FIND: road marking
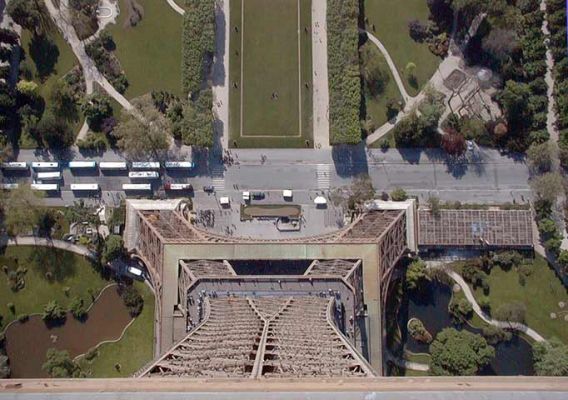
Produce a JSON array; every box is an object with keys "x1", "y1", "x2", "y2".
[
  {"x1": 211, "y1": 166, "x2": 225, "y2": 191},
  {"x1": 316, "y1": 163, "x2": 330, "y2": 189}
]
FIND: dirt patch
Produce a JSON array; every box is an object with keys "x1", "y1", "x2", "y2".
[
  {"x1": 122, "y1": 0, "x2": 145, "y2": 28},
  {"x1": 241, "y1": 204, "x2": 302, "y2": 221},
  {"x1": 4, "y1": 285, "x2": 133, "y2": 378}
]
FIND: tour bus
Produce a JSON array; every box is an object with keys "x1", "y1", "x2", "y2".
[
  {"x1": 122, "y1": 183, "x2": 152, "y2": 191},
  {"x1": 99, "y1": 161, "x2": 128, "y2": 170},
  {"x1": 129, "y1": 171, "x2": 160, "y2": 179},
  {"x1": 71, "y1": 183, "x2": 99, "y2": 191},
  {"x1": 31, "y1": 162, "x2": 59, "y2": 170},
  {"x1": 164, "y1": 183, "x2": 193, "y2": 191},
  {"x1": 69, "y1": 161, "x2": 97, "y2": 169},
  {"x1": 36, "y1": 171, "x2": 62, "y2": 181},
  {"x1": 31, "y1": 183, "x2": 59, "y2": 191},
  {"x1": 131, "y1": 161, "x2": 160, "y2": 170},
  {"x1": 164, "y1": 161, "x2": 195, "y2": 169},
  {"x1": 0, "y1": 183, "x2": 19, "y2": 190},
  {"x1": 1, "y1": 162, "x2": 28, "y2": 170}
]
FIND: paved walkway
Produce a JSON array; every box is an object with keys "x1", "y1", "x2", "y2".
[
  {"x1": 427, "y1": 262, "x2": 546, "y2": 342},
  {"x1": 311, "y1": 0, "x2": 330, "y2": 149},
  {"x1": 166, "y1": 0, "x2": 185, "y2": 15},
  {"x1": 3, "y1": 236, "x2": 97, "y2": 260},
  {"x1": 385, "y1": 350, "x2": 429, "y2": 372}
]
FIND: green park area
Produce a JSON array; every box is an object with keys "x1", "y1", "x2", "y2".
[
  {"x1": 364, "y1": 0, "x2": 440, "y2": 96},
  {"x1": 454, "y1": 255, "x2": 568, "y2": 344},
  {"x1": 0, "y1": 246, "x2": 106, "y2": 328},
  {"x1": 229, "y1": 0, "x2": 313, "y2": 148},
  {"x1": 19, "y1": 30, "x2": 82, "y2": 147},
  {"x1": 109, "y1": 0, "x2": 183, "y2": 99},
  {"x1": 360, "y1": 41, "x2": 403, "y2": 132},
  {"x1": 78, "y1": 281, "x2": 155, "y2": 377}
]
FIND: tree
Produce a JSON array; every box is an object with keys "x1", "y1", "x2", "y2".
[
  {"x1": 360, "y1": 44, "x2": 389, "y2": 96},
  {"x1": 408, "y1": 19, "x2": 431, "y2": 42},
  {"x1": 557, "y1": 250, "x2": 568, "y2": 272},
  {"x1": 405, "y1": 62, "x2": 417, "y2": 87},
  {"x1": 112, "y1": 99, "x2": 170, "y2": 160},
  {"x1": 533, "y1": 338, "x2": 568, "y2": 376},
  {"x1": 498, "y1": 80, "x2": 531, "y2": 130},
  {"x1": 393, "y1": 112, "x2": 435, "y2": 147},
  {"x1": 494, "y1": 302, "x2": 526, "y2": 324},
  {"x1": 482, "y1": 325, "x2": 512, "y2": 345},
  {"x1": 35, "y1": 111, "x2": 74, "y2": 149},
  {"x1": 50, "y1": 80, "x2": 79, "y2": 121},
  {"x1": 69, "y1": 297, "x2": 87, "y2": 320},
  {"x1": 7, "y1": 0, "x2": 50, "y2": 34},
  {"x1": 527, "y1": 142, "x2": 556, "y2": 173},
  {"x1": 530, "y1": 172, "x2": 564, "y2": 203},
  {"x1": 482, "y1": 28, "x2": 519, "y2": 62},
  {"x1": 347, "y1": 174, "x2": 375, "y2": 210},
  {"x1": 16, "y1": 80, "x2": 39, "y2": 98},
  {"x1": 441, "y1": 128, "x2": 466, "y2": 157},
  {"x1": 430, "y1": 328, "x2": 495, "y2": 376},
  {"x1": 42, "y1": 300, "x2": 66, "y2": 322},
  {"x1": 390, "y1": 187, "x2": 408, "y2": 201},
  {"x1": 405, "y1": 259, "x2": 430, "y2": 291},
  {"x1": 81, "y1": 93, "x2": 112, "y2": 131},
  {"x1": 120, "y1": 285, "x2": 144, "y2": 317},
  {"x1": 42, "y1": 348, "x2": 83, "y2": 378},
  {"x1": 428, "y1": 195, "x2": 441, "y2": 217},
  {"x1": 102, "y1": 234, "x2": 124, "y2": 265},
  {"x1": 175, "y1": 89, "x2": 214, "y2": 148},
  {"x1": 449, "y1": 297, "x2": 473, "y2": 321},
  {"x1": 3, "y1": 184, "x2": 43, "y2": 236}
]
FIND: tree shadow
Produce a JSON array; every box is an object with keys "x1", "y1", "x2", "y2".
[
  {"x1": 331, "y1": 143, "x2": 369, "y2": 178},
  {"x1": 28, "y1": 246, "x2": 77, "y2": 283},
  {"x1": 28, "y1": 34, "x2": 60, "y2": 81},
  {"x1": 211, "y1": 0, "x2": 226, "y2": 87}
]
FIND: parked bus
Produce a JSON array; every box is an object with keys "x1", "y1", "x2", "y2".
[
  {"x1": 131, "y1": 161, "x2": 160, "y2": 170},
  {"x1": 164, "y1": 161, "x2": 195, "y2": 169},
  {"x1": 31, "y1": 183, "x2": 59, "y2": 191},
  {"x1": 164, "y1": 183, "x2": 193, "y2": 191},
  {"x1": 31, "y1": 162, "x2": 59, "y2": 170},
  {"x1": 122, "y1": 183, "x2": 152, "y2": 191},
  {"x1": 36, "y1": 171, "x2": 62, "y2": 181},
  {"x1": 69, "y1": 161, "x2": 96, "y2": 169},
  {"x1": 1, "y1": 162, "x2": 28, "y2": 170},
  {"x1": 99, "y1": 161, "x2": 127, "y2": 170},
  {"x1": 71, "y1": 183, "x2": 99, "y2": 191},
  {"x1": 0, "y1": 183, "x2": 19, "y2": 190},
  {"x1": 129, "y1": 171, "x2": 160, "y2": 179}
]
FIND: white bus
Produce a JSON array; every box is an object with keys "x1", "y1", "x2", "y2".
[
  {"x1": 131, "y1": 161, "x2": 160, "y2": 170},
  {"x1": 164, "y1": 161, "x2": 195, "y2": 169},
  {"x1": 164, "y1": 183, "x2": 193, "y2": 191},
  {"x1": 122, "y1": 183, "x2": 152, "y2": 191},
  {"x1": 69, "y1": 161, "x2": 96, "y2": 169},
  {"x1": 1, "y1": 162, "x2": 28, "y2": 170},
  {"x1": 31, "y1": 162, "x2": 59, "y2": 170},
  {"x1": 99, "y1": 161, "x2": 127, "y2": 170},
  {"x1": 129, "y1": 171, "x2": 160, "y2": 179},
  {"x1": 36, "y1": 171, "x2": 62, "y2": 181},
  {"x1": 31, "y1": 183, "x2": 59, "y2": 191},
  {"x1": 0, "y1": 183, "x2": 19, "y2": 190},
  {"x1": 71, "y1": 183, "x2": 99, "y2": 191}
]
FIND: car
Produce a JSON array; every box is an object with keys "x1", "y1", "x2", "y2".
[
  {"x1": 127, "y1": 266, "x2": 144, "y2": 278},
  {"x1": 283, "y1": 189, "x2": 293, "y2": 199},
  {"x1": 203, "y1": 185, "x2": 215, "y2": 192},
  {"x1": 242, "y1": 191, "x2": 250, "y2": 201}
]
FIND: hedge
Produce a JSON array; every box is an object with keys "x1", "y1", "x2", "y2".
[
  {"x1": 181, "y1": 0, "x2": 215, "y2": 96},
  {"x1": 327, "y1": 0, "x2": 361, "y2": 145}
]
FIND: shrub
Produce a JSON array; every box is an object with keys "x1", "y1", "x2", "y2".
[
  {"x1": 449, "y1": 297, "x2": 473, "y2": 322},
  {"x1": 120, "y1": 285, "x2": 144, "y2": 317},
  {"x1": 69, "y1": 297, "x2": 87, "y2": 320},
  {"x1": 405, "y1": 259, "x2": 430, "y2": 291},
  {"x1": 17, "y1": 314, "x2": 29, "y2": 322},
  {"x1": 482, "y1": 325, "x2": 512, "y2": 345},
  {"x1": 42, "y1": 348, "x2": 83, "y2": 378},
  {"x1": 42, "y1": 300, "x2": 66, "y2": 322},
  {"x1": 390, "y1": 187, "x2": 408, "y2": 201},
  {"x1": 494, "y1": 302, "x2": 526, "y2": 324},
  {"x1": 408, "y1": 318, "x2": 433, "y2": 343},
  {"x1": 81, "y1": 93, "x2": 112, "y2": 131},
  {"x1": 478, "y1": 296, "x2": 491, "y2": 313},
  {"x1": 327, "y1": 0, "x2": 361, "y2": 144}
]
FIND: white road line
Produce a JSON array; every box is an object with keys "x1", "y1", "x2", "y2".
[{"x1": 316, "y1": 163, "x2": 330, "y2": 189}]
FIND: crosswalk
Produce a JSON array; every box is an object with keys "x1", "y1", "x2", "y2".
[
  {"x1": 211, "y1": 166, "x2": 225, "y2": 191},
  {"x1": 316, "y1": 164, "x2": 331, "y2": 190}
]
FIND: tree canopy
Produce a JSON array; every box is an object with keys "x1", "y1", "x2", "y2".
[
  {"x1": 102, "y1": 234, "x2": 124, "y2": 265},
  {"x1": 2, "y1": 184, "x2": 43, "y2": 236},
  {"x1": 533, "y1": 338, "x2": 568, "y2": 376},
  {"x1": 430, "y1": 328, "x2": 495, "y2": 375},
  {"x1": 405, "y1": 259, "x2": 430, "y2": 291},
  {"x1": 42, "y1": 348, "x2": 83, "y2": 378}
]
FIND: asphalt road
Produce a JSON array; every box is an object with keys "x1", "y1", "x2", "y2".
[{"x1": 3, "y1": 147, "x2": 531, "y2": 207}]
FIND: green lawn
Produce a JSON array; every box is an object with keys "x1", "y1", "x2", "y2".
[
  {"x1": 78, "y1": 282, "x2": 155, "y2": 377},
  {"x1": 0, "y1": 246, "x2": 107, "y2": 329},
  {"x1": 459, "y1": 255, "x2": 568, "y2": 344},
  {"x1": 364, "y1": 0, "x2": 441, "y2": 96},
  {"x1": 361, "y1": 41, "x2": 403, "y2": 130},
  {"x1": 229, "y1": 0, "x2": 313, "y2": 148},
  {"x1": 19, "y1": 30, "x2": 82, "y2": 148},
  {"x1": 108, "y1": 0, "x2": 183, "y2": 99}
]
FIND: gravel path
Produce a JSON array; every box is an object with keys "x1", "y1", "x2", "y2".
[{"x1": 3, "y1": 236, "x2": 97, "y2": 260}]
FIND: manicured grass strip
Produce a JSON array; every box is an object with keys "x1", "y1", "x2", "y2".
[
  {"x1": 109, "y1": 0, "x2": 183, "y2": 98},
  {"x1": 0, "y1": 246, "x2": 107, "y2": 329},
  {"x1": 364, "y1": 0, "x2": 441, "y2": 97},
  {"x1": 78, "y1": 282, "x2": 155, "y2": 377}
]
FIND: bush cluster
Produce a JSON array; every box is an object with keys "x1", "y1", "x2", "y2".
[
  {"x1": 85, "y1": 31, "x2": 129, "y2": 94},
  {"x1": 327, "y1": 0, "x2": 361, "y2": 144},
  {"x1": 181, "y1": 0, "x2": 215, "y2": 96}
]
